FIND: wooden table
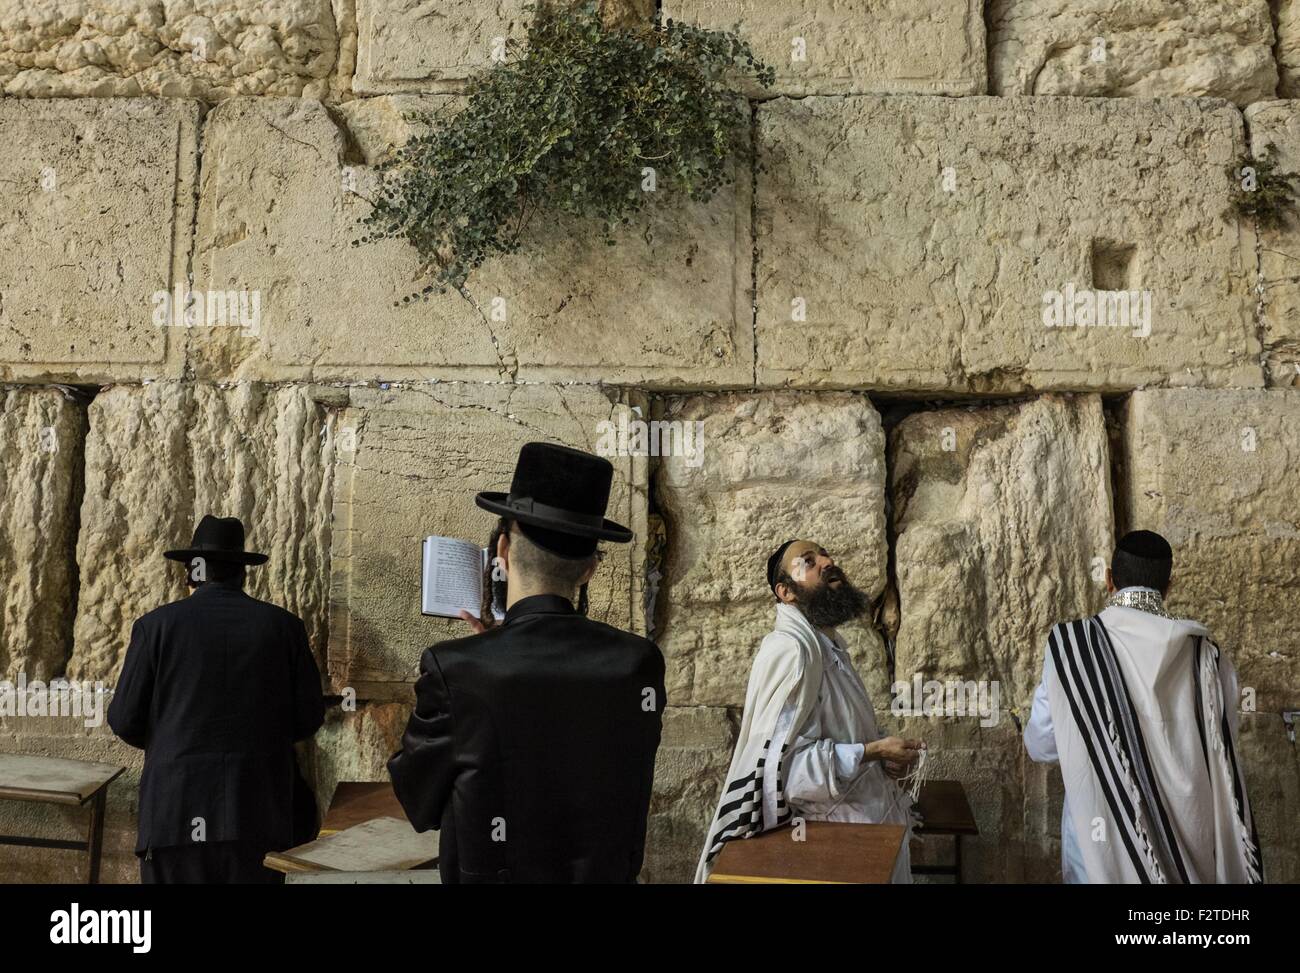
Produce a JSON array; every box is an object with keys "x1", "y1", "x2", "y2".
[
  {"x1": 0, "y1": 753, "x2": 125, "y2": 884},
  {"x1": 320, "y1": 781, "x2": 405, "y2": 834},
  {"x1": 707, "y1": 821, "x2": 906, "y2": 884},
  {"x1": 264, "y1": 780, "x2": 438, "y2": 876},
  {"x1": 912, "y1": 779, "x2": 979, "y2": 883}
]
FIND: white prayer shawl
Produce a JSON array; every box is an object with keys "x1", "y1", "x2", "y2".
[
  {"x1": 1045, "y1": 607, "x2": 1262, "y2": 884},
  {"x1": 694, "y1": 603, "x2": 912, "y2": 883}
]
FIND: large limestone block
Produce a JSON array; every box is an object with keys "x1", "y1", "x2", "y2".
[
  {"x1": 354, "y1": 0, "x2": 653, "y2": 94},
  {"x1": 988, "y1": 0, "x2": 1277, "y2": 105},
  {"x1": 70, "y1": 382, "x2": 336, "y2": 681},
  {"x1": 0, "y1": 98, "x2": 198, "y2": 384},
  {"x1": 192, "y1": 97, "x2": 751, "y2": 387},
  {"x1": 0, "y1": 0, "x2": 338, "y2": 99},
  {"x1": 755, "y1": 96, "x2": 1261, "y2": 393},
  {"x1": 642, "y1": 704, "x2": 734, "y2": 883},
  {"x1": 1121, "y1": 389, "x2": 1300, "y2": 712},
  {"x1": 891, "y1": 395, "x2": 1114, "y2": 712},
  {"x1": 1244, "y1": 101, "x2": 1300, "y2": 387},
  {"x1": 1271, "y1": 0, "x2": 1300, "y2": 98},
  {"x1": 655, "y1": 392, "x2": 890, "y2": 708},
  {"x1": 1274, "y1": 1, "x2": 1300, "y2": 97},
  {"x1": 328, "y1": 383, "x2": 648, "y2": 697},
  {"x1": 354, "y1": 0, "x2": 528, "y2": 94},
  {"x1": 660, "y1": 0, "x2": 985, "y2": 97},
  {"x1": 0, "y1": 388, "x2": 85, "y2": 681}
]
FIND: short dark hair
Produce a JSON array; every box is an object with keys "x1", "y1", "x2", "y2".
[
  {"x1": 1111, "y1": 530, "x2": 1172, "y2": 593},
  {"x1": 508, "y1": 522, "x2": 598, "y2": 593}
]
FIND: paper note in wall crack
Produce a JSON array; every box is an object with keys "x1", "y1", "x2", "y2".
[{"x1": 421, "y1": 536, "x2": 498, "y2": 620}]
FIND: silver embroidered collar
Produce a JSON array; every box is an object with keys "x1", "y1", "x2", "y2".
[{"x1": 1107, "y1": 587, "x2": 1173, "y2": 619}]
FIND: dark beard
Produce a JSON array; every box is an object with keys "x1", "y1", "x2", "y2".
[{"x1": 791, "y1": 568, "x2": 870, "y2": 628}]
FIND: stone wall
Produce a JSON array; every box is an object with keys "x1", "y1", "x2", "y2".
[{"x1": 1, "y1": 1, "x2": 1297, "y2": 885}]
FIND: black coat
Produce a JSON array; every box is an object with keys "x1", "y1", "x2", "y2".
[
  {"x1": 388, "y1": 594, "x2": 666, "y2": 883},
  {"x1": 107, "y1": 580, "x2": 326, "y2": 854}
]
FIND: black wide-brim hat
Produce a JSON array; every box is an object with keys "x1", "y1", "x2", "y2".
[
  {"x1": 164, "y1": 514, "x2": 268, "y2": 566},
  {"x1": 476, "y1": 442, "x2": 633, "y2": 556}
]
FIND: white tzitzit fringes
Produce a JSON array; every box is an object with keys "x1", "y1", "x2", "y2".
[
  {"x1": 897, "y1": 746, "x2": 930, "y2": 803},
  {"x1": 1107, "y1": 719, "x2": 1166, "y2": 884},
  {"x1": 1201, "y1": 644, "x2": 1262, "y2": 882}
]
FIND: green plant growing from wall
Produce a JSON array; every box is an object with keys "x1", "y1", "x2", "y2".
[
  {"x1": 356, "y1": 2, "x2": 774, "y2": 299},
  {"x1": 1227, "y1": 150, "x2": 1300, "y2": 230}
]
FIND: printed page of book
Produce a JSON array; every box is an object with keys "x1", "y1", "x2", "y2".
[{"x1": 421, "y1": 535, "x2": 486, "y2": 619}]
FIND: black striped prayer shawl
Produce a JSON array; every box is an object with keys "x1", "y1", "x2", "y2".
[
  {"x1": 1046, "y1": 615, "x2": 1262, "y2": 884},
  {"x1": 693, "y1": 603, "x2": 825, "y2": 883}
]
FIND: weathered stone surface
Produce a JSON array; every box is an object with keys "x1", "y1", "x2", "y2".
[
  {"x1": 988, "y1": 0, "x2": 1277, "y2": 105},
  {"x1": 756, "y1": 96, "x2": 1261, "y2": 393},
  {"x1": 308, "y1": 701, "x2": 408, "y2": 808},
  {"x1": 1245, "y1": 101, "x2": 1300, "y2": 387},
  {"x1": 0, "y1": 387, "x2": 85, "y2": 682},
  {"x1": 1121, "y1": 389, "x2": 1300, "y2": 712},
  {"x1": 655, "y1": 392, "x2": 890, "y2": 708},
  {"x1": 0, "y1": 0, "x2": 338, "y2": 99},
  {"x1": 661, "y1": 0, "x2": 985, "y2": 97},
  {"x1": 353, "y1": 0, "x2": 528, "y2": 94},
  {"x1": 328, "y1": 383, "x2": 647, "y2": 697},
  {"x1": 354, "y1": 0, "x2": 652, "y2": 94},
  {"x1": 642, "y1": 704, "x2": 734, "y2": 883},
  {"x1": 891, "y1": 395, "x2": 1114, "y2": 712},
  {"x1": 1236, "y1": 713, "x2": 1300, "y2": 883},
  {"x1": 1272, "y1": 0, "x2": 1300, "y2": 98},
  {"x1": 193, "y1": 96, "x2": 752, "y2": 387},
  {"x1": 0, "y1": 98, "x2": 198, "y2": 384},
  {"x1": 0, "y1": 716, "x2": 142, "y2": 883},
  {"x1": 70, "y1": 383, "x2": 336, "y2": 681}
]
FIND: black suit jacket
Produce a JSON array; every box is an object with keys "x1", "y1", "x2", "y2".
[
  {"x1": 388, "y1": 595, "x2": 666, "y2": 883},
  {"x1": 107, "y1": 581, "x2": 326, "y2": 853}
]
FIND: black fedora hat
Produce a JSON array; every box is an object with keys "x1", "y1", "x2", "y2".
[
  {"x1": 476, "y1": 442, "x2": 632, "y2": 557},
  {"x1": 164, "y1": 515, "x2": 268, "y2": 566}
]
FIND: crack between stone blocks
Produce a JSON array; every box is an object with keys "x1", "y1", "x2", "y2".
[
  {"x1": 749, "y1": 99, "x2": 759, "y2": 389},
  {"x1": 983, "y1": 0, "x2": 997, "y2": 96},
  {"x1": 404, "y1": 384, "x2": 552, "y2": 440},
  {"x1": 178, "y1": 105, "x2": 208, "y2": 383},
  {"x1": 869, "y1": 392, "x2": 902, "y2": 693},
  {"x1": 1241, "y1": 106, "x2": 1270, "y2": 381},
  {"x1": 456, "y1": 285, "x2": 516, "y2": 381}
]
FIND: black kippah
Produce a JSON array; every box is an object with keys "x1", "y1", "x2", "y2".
[
  {"x1": 767, "y1": 539, "x2": 798, "y2": 593},
  {"x1": 1116, "y1": 529, "x2": 1172, "y2": 561}
]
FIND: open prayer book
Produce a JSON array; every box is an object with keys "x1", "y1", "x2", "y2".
[{"x1": 421, "y1": 535, "x2": 503, "y2": 621}]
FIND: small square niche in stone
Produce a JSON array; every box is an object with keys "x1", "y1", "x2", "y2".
[{"x1": 1090, "y1": 240, "x2": 1139, "y2": 291}]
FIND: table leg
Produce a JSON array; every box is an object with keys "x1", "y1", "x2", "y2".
[
  {"x1": 954, "y1": 835, "x2": 963, "y2": 885},
  {"x1": 86, "y1": 789, "x2": 106, "y2": 885}
]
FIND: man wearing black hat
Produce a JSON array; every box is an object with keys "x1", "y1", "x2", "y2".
[
  {"x1": 1024, "y1": 530, "x2": 1262, "y2": 883},
  {"x1": 388, "y1": 443, "x2": 665, "y2": 883},
  {"x1": 107, "y1": 515, "x2": 326, "y2": 883}
]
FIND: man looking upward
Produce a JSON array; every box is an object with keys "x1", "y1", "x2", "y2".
[{"x1": 696, "y1": 539, "x2": 923, "y2": 883}]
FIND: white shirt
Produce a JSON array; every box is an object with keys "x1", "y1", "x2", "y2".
[
  {"x1": 784, "y1": 629, "x2": 913, "y2": 883},
  {"x1": 1025, "y1": 653, "x2": 1088, "y2": 883}
]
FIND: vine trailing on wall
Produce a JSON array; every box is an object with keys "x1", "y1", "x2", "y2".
[
  {"x1": 355, "y1": 1, "x2": 774, "y2": 300},
  {"x1": 1227, "y1": 150, "x2": 1300, "y2": 229}
]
